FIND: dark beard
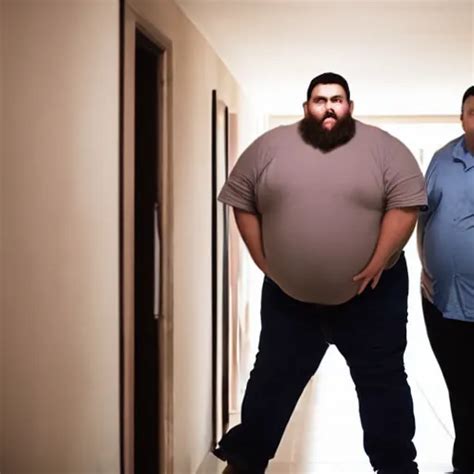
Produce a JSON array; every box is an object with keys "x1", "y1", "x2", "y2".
[{"x1": 298, "y1": 114, "x2": 356, "y2": 152}]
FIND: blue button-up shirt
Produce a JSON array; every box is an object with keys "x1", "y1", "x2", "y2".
[{"x1": 419, "y1": 136, "x2": 474, "y2": 322}]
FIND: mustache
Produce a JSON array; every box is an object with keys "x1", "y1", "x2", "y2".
[{"x1": 323, "y1": 111, "x2": 337, "y2": 120}]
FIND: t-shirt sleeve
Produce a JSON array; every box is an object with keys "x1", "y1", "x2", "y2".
[
  {"x1": 383, "y1": 136, "x2": 428, "y2": 211},
  {"x1": 217, "y1": 136, "x2": 264, "y2": 214}
]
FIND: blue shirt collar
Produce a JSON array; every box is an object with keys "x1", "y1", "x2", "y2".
[{"x1": 453, "y1": 136, "x2": 474, "y2": 171}]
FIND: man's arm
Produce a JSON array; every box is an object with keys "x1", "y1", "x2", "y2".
[
  {"x1": 353, "y1": 207, "x2": 419, "y2": 294},
  {"x1": 233, "y1": 208, "x2": 268, "y2": 275},
  {"x1": 417, "y1": 209, "x2": 434, "y2": 302}
]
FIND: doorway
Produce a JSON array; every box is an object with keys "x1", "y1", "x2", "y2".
[
  {"x1": 133, "y1": 29, "x2": 162, "y2": 474},
  {"x1": 121, "y1": 7, "x2": 173, "y2": 472}
]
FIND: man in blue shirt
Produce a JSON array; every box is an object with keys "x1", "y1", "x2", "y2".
[{"x1": 418, "y1": 85, "x2": 474, "y2": 474}]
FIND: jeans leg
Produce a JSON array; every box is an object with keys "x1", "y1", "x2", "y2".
[
  {"x1": 332, "y1": 256, "x2": 417, "y2": 473},
  {"x1": 217, "y1": 277, "x2": 329, "y2": 470},
  {"x1": 423, "y1": 297, "x2": 474, "y2": 472}
]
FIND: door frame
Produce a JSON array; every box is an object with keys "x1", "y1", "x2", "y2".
[
  {"x1": 211, "y1": 90, "x2": 231, "y2": 445},
  {"x1": 121, "y1": 4, "x2": 174, "y2": 472}
]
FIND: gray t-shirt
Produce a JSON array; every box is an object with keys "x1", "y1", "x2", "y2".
[{"x1": 218, "y1": 120, "x2": 427, "y2": 304}]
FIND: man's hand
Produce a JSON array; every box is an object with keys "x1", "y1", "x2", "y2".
[
  {"x1": 353, "y1": 257, "x2": 388, "y2": 295},
  {"x1": 353, "y1": 207, "x2": 419, "y2": 295}
]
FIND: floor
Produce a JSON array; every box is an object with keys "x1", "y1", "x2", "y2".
[
  {"x1": 197, "y1": 238, "x2": 456, "y2": 473},
  {"x1": 197, "y1": 346, "x2": 454, "y2": 473}
]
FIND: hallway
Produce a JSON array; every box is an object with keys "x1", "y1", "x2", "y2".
[
  {"x1": 198, "y1": 345, "x2": 453, "y2": 473},
  {"x1": 2, "y1": 1, "x2": 473, "y2": 472}
]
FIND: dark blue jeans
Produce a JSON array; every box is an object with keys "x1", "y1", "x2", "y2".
[
  {"x1": 216, "y1": 254, "x2": 417, "y2": 473},
  {"x1": 422, "y1": 297, "x2": 474, "y2": 473}
]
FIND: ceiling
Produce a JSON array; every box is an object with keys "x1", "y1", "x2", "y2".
[{"x1": 176, "y1": 0, "x2": 474, "y2": 116}]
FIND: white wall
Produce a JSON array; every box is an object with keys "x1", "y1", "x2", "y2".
[
  {"x1": 178, "y1": 0, "x2": 473, "y2": 117},
  {"x1": 0, "y1": 1, "x2": 120, "y2": 472}
]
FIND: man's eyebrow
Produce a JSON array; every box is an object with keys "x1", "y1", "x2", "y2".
[{"x1": 312, "y1": 94, "x2": 344, "y2": 101}]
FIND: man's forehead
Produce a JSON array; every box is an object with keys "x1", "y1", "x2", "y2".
[
  {"x1": 464, "y1": 96, "x2": 474, "y2": 108},
  {"x1": 310, "y1": 83, "x2": 347, "y2": 98}
]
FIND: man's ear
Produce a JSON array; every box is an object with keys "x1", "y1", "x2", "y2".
[
  {"x1": 350, "y1": 100, "x2": 354, "y2": 114},
  {"x1": 303, "y1": 101, "x2": 308, "y2": 116}
]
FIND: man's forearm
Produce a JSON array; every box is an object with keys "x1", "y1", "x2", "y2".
[
  {"x1": 233, "y1": 208, "x2": 268, "y2": 274},
  {"x1": 370, "y1": 208, "x2": 419, "y2": 267},
  {"x1": 417, "y1": 213, "x2": 434, "y2": 301}
]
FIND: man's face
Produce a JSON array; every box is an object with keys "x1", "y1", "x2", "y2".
[
  {"x1": 304, "y1": 83, "x2": 353, "y2": 130},
  {"x1": 461, "y1": 95, "x2": 474, "y2": 138}
]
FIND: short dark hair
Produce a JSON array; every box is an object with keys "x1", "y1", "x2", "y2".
[
  {"x1": 306, "y1": 72, "x2": 351, "y2": 102},
  {"x1": 462, "y1": 86, "x2": 474, "y2": 112}
]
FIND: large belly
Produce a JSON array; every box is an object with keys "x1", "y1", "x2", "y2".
[
  {"x1": 424, "y1": 215, "x2": 474, "y2": 279},
  {"x1": 263, "y1": 212, "x2": 380, "y2": 304}
]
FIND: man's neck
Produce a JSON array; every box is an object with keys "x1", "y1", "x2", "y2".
[{"x1": 465, "y1": 135, "x2": 474, "y2": 155}]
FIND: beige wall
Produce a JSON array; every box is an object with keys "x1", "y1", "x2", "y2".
[
  {"x1": 0, "y1": 0, "x2": 261, "y2": 472},
  {"x1": 127, "y1": 1, "x2": 261, "y2": 472},
  {"x1": 0, "y1": 1, "x2": 120, "y2": 472}
]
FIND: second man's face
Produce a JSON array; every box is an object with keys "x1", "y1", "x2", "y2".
[
  {"x1": 305, "y1": 84, "x2": 353, "y2": 130},
  {"x1": 462, "y1": 96, "x2": 474, "y2": 138}
]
